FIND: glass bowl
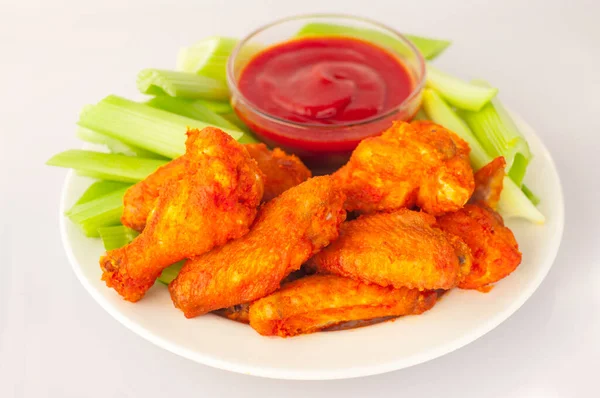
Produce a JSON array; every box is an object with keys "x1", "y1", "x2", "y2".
[{"x1": 227, "y1": 14, "x2": 426, "y2": 169}]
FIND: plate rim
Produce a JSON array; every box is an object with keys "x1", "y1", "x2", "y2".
[{"x1": 59, "y1": 115, "x2": 565, "y2": 380}]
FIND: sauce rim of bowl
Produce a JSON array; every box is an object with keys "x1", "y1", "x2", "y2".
[{"x1": 226, "y1": 13, "x2": 426, "y2": 131}]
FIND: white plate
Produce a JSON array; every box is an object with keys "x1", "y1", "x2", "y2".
[{"x1": 60, "y1": 112, "x2": 564, "y2": 380}]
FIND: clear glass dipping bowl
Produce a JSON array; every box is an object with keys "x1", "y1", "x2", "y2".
[{"x1": 227, "y1": 14, "x2": 426, "y2": 170}]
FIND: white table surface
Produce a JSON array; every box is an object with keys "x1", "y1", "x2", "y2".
[{"x1": 2, "y1": 0, "x2": 599, "y2": 396}]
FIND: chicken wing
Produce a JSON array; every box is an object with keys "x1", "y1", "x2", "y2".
[
  {"x1": 436, "y1": 203, "x2": 522, "y2": 290},
  {"x1": 469, "y1": 156, "x2": 506, "y2": 209},
  {"x1": 100, "y1": 127, "x2": 264, "y2": 302},
  {"x1": 169, "y1": 176, "x2": 347, "y2": 318},
  {"x1": 308, "y1": 209, "x2": 472, "y2": 290},
  {"x1": 248, "y1": 274, "x2": 438, "y2": 337},
  {"x1": 334, "y1": 121, "x2": 474, "y2": 215},
  {"x1": 211, "y1": 269, "x2": 307, "y2": 324},
  {"x1": 244, "y1": 143, "x2": 312, "y2": 202},
  {"x1": 121, "y1": 158, "x2": 187, "y2": 232},
  {"x1": 121, "y1": 143, "x2": 310, "y2": 232}
]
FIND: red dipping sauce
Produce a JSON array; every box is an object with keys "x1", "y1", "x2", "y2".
[{"x1": 231, "y1": 36, "x2": 423, "y2": 168}]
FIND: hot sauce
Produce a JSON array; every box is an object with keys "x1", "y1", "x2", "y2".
[{"x1": 233, "y1": 36, "x2": 420, "y2": 167}]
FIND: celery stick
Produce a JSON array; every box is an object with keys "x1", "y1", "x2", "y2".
[
  {"x1": 522, "y1": 184, "x2": 541, "y2": 206},
  {"x1": 146, "y1": 96, "x2": 256, "y2": 143},
  {"x1": 220, "y1": 112, "x2": 252, "y2": 134},
  {"x1": 78, "y1": 95, "x2": 243, "y2": 158},
  {"x1": 403, "y1": 34, "x2": 451, "y2": 60},
  {"x1": 73, "y1": 181, "x2": 131, "y2": 207},
  {"x1": 76, "y1": 127, "x2": 165, "y2": 159},
  {"x1": 296, "y1": 22, "x2": 451, "y2": 60},
  {"x1": 66, "y1": 187, "x2": 129, "y2": 237},
  {"x1": 422, "y1": 89, "x2": 489, "y2": 169},
  {"x1": 194, "y1": 99, "x2": 233, "y2": 114},
  {"x1": 157, "y1": 262, "x2": 184, "y2": 285},
  {"x1": 426, "y1": 65, "x2": 498, "y2": 111},
  {"x1": 412, "y1": 108, "x2": 429, "y2": 121},
  {"x1": 177, "y1": 37, "x2": 238, "y2": 81},
  {"x1": 146, "y1": 96, "x2": 239, "y2": 131},
  {"x1": 177, "y1": 37, "x2": 262, "y2": 82},
  {"x1": 459, "y1": 80, "x2": 532, "y2": 186},
  {"x1": 498, "y1": 178, "x2": 545, "y2": 224},
  {"x1": 98, "y1": 225, "x2": 139, "y2": 251},
  {"x1": 422, "y1": 88, "x2": 544, "y2": 223},
  {"x1": 145, "y1": 97, "x2": 257, "y2": 143},
  {"x1": 137, "y1": 69, "x2": 229, "y2": 100},
  {"x1": 47, "y1": 150, "x2": 168, "y2": 183}
]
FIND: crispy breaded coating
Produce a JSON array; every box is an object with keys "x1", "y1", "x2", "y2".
[
  {"x1": 121, "y1": 144, "x2": 310, "y2": 231},
  {"x1": 334, "y1": 121, "x2": 474, "y2": 215},
  {"x1": 469, "y1": 156, "x2": 506, "y2": 209},
  {"x1": 436, "y1": 203, "x2": 522, "y2": 290},
  {"x1": 244, "y1": 143, "x2": 311, "y2": 201},
  {"x1": 100, "y1": 127, "x2": 264, "y2": 302},
  {"x1": 308, "y1": 209, "x2": 472, "y2": 290},
  {"x1": 248, "y1": 275, "x2": 438, "y2": 337},
  {"x1": 121, "y1": 158, "x2": 187, "y2": 232},
  {"x1": 169, "y1": 176, "x2": 347, "y2": 318},
  {"x1": 211, "y1": 271, "x2": 306, "y2": 324}
]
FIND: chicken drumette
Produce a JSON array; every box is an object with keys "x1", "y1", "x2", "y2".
[
  {"x1": 334, "y1": 121, "x2": 474, "y2": 216},
  {"x1": 100, "y1": 127, "x2": 264, "y2": 302}
]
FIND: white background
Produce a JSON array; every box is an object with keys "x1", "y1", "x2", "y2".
[{"x1": 1, "y1": 0, "x2": 599, "y2": 396}]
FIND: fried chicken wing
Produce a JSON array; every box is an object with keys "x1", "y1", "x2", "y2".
[
  {"x1": 121, "y1": 143, "x2": 310, "y2": 232},
  {"x1": 212, "y1": 269, "x2": 308, "y2": 324},
  {"x1": 334, "y1": 121, "x2": 474, "y2": 215},
  {"x1": 169, "y1": 176, "x2": 347, "y2": 318},
  {"x1": 436, "y1": 203, "x2": 522, "y2": 290},
  {"x1": 244, "y1": 143, "x2": 312, "y2": 201},
  {"x1": 469, "y1": 156, "x2": 506, "y2": 209},
  {"x1": 100, "y1": 127, "x2": 264, "y2": 302},
  {"x1": 308, "y1": 209, "x2": 472, "y2": 290},
  {"x1": 248, "y1": 275, "x2": 438, "y2": 337},
  {"x1": 121, "y1": 157, "x2": 187, "y2": 232}
]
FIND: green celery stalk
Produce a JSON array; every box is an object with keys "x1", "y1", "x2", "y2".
[
  {"x1": 296, "y1": 22, "x2": 451, "y2": 60},
  {"x1": 403, "y1": 34, "x2": 452, "y2": 60},
  {"x1": 77, "y1": 95, "x2": 244, "y2": 158},
  {"x1": 146, "y1": 96, "x2": 239, "y2": 131},
  {"x1": 496, "y1": 178, "x2": 544, "y2": 223},
  {"x1": 422, "y1": 88, "x2": 544, "y2": 223},
  {"x1": 412, "y1": 108, "x2": 429, "y2": 121},
  {"x1": 98, "y1": 225, "x2": 139, "y2": 251},
  {"x1": 220, "y1": 112, "x2": 252, "y2": 134},
  {"x1": 146, "y1": 96, "x2": 256, "y2": 142},
  {"x1": 47, "y1": 150, "x2": 168, "y2": 183},
  {"x1": 73, "y1": 181, "x2": 131, "y2": 208},
  {"x1": 76, "y1": 127, "x2": 165, "y2": 159},
  {"x1": 522, "y1": 184, "x2": 541, "y2": 206},
  {"x1": 194, "y1": 99, "x2": 233, "y2": 114},
  {"x1": 176, "y1": 37, "x2": 262, "y2": 82},
  {"x1": 66, "y1": 187, "x2": 129, "y2": 237},
  {"x1": 157, "y1": 262, "x2": 185, "y2": 285},
  {"x1": 459, "y1": 80, "x2": 532, "y2": 186},
  {"x1": 137, "y1": 69, "x2": 229, "y2": 100},
  {"x1": 426, "y1": 65, "x2": 498, "y2": 111},
  {"x1": 422, "y1": 89, "x2": 489, "y2": 170},
  {"x1": 177, "y1": 37, "x2": 238, "y2": 81}
]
